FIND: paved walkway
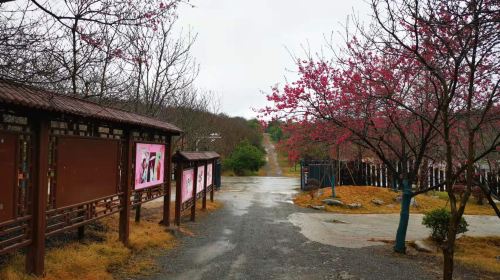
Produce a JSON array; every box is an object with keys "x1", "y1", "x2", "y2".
[{"x1": 289, "y1": 213, "x2": 500, "y2": 248}]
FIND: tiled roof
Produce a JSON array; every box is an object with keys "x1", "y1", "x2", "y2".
[
  {"x1": 0, "y1": 79, "x2": 182, "y2": 134},
  {"x1": 174, "y1": 151, "x2": 220, "y2": 161}
]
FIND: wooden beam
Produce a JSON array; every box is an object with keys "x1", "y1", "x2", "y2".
[
  {"x1": 202, "y1": 161, "x2": 208, "y2": 210},
  {"x1": 25, "y1": 119, "x2": 49, "y2": 276},
  {"x1": 191, "y1": 164, "x2": 198, "y2": 222},
  {"x1": 175, "y1": 161, "x2": 183, "y2": 226},
  {"x1": 119, "y1": 134, "x2": 133, "y2": 246},
  {"x1": 210, "y1": 160, "x2": 215, "y2": 202}
]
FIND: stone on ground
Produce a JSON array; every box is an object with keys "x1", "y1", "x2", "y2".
[
  {"x1": 323, "y1": 198, "x2": 344, "y2": 206},
  {"x1": 347, "y1": 203, "x2": 362, "y2": 209},
  {"x1": 311, "y1": 205, "x2": 326, "y2": 210},
  {"x1": 371, "y1": 198, "x2": 384, "y2": 205}
]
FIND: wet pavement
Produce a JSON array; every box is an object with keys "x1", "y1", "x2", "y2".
[
  {"x1": 141, "y1": 176, "x2": 442, "y2": 280},
  {"x1": 289, "y1": 213, "x2": 500, "y2": 249}
]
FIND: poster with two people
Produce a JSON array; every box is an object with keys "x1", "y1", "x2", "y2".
[{"x1": 135, "y1": 143, "x2": 165, "y2": 190}]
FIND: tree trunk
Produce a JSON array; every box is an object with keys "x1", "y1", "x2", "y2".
[
  {"x1": 442, "y1": 217, "x2": 458, "y2": 280},
  {"x1": 394, "y1": 179, "x2": 411, "y2": 253},
  {"x1": 442, "y1": 244, "x2": 454, "y2": 280}
]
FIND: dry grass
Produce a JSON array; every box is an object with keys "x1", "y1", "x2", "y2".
[
  {"x1": 453, "y1": 236, "x2": 500, "y2": 274},
  {"x1": 0, "y1": 199, "x2": 222, "y2": 280},
  {"x1": 293, "y1": 186, "x2": 499, "y2": 215},
  {"x1": 424, "y1": 236, "x2": 500, "y2": 275},
  {"x1": 0, "y1": 216, "x2": 175, "y2": 280}
]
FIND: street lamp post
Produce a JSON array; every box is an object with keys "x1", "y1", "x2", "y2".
[{"x1": 195, "y1": 133, "x2": 222, "y2": 151}]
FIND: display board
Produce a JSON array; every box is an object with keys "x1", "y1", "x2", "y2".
[
  {"x1": 56, "y1": 137, "x2": 120, "y2": 208},
  {"x1": 181, "y1": 168, "x2": 194, "y2": 203},
  {"x1": 134, "y1": 143, "x2": 165, "y2": 190},
  {"x1": 196, "y1": 165, "x2": 205, "y2": 194},
  {"x1": 206, "y1": 163, "x2": 213, "y2": 187},
  {"x1": 0, "y1": 133, "x2": 17, "y2": 223}
]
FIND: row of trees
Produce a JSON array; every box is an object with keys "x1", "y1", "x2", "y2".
[
  {"x1": 263, "y1": 0, "x2": 499, "y2": 279},
  {"x1": 1, "y1": 0, "x2": 196, "y2": 116},
  {"x1": 0, "y1": 1, "x2": 261, "y2": 160}
]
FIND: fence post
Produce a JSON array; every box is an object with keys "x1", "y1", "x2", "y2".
[
  {"x1": 331, "y1": 175, "x2": 336, "y2": 198},
  {"x1": 300, "y1": 160, "x2": 304, "y2": 190},
  {"x1": 439, "y1": 168, "x2": 444, "y2": 191},
  {"x1": 25, "y1": 119, "x2": 49, "y2": 276},
  {"x1": 376, "y1": 165, "x2": 380, "y2": 187},
  {"x1": 372, "y1": 165, "x2": 376, "y2": 186},
  {"x1": 382, "y1": 164, "x2": 386, "y2": 187}
]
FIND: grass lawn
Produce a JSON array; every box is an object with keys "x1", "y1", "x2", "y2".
[
  {"x1": 0, "y1": 200, "x2": 222, "y2": 280},
  {"x1": 293, "y1": 186, "x2": 499, "y2": 215}
]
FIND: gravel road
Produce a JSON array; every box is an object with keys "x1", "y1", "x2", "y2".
[{"x1": 141, "y1": 176, "x2": 443, "y2": 280}]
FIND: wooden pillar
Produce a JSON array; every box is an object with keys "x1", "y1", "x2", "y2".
[
  {"x1": 26, "y1": 119, "x2": 49, "y2": 276},
  {"x1": 134, "y1": 193, "x2": 141, "y2": 223},
  {"x1": 175, "y1": 161, "x2": 183, "y2": 226},
  {"x1": 210, "y1": 160, "x2": 215, "y2": 202},
  {"x1": 191, "y1": 163, "x2": 198, "y2": 222},
  {"x1": 163, "y1": 136, "x2": 172, "y2": 226},
  {"x1": 119, "y1": 134, "x2": 133, "y2": 246},
  {"x1": 77, "y1": 222, "x2": 85, "y2": 241},
  {"x1": 202, "y1": 161, "x2": 208, "y2": 210},
  {"x1": 77, "y1": 206, "x2": 85, "y2": 241}
]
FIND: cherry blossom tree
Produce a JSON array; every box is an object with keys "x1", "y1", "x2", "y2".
[
  {"x1": 370, "y1": 0, "x2": 499, "y2": 278},
  {"x1": 265, "y1": 1, "x2": 499, "y2": 279}
]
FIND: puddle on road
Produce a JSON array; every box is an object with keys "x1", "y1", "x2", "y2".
[
  {"x1": 218, "y1": 176, "x2": 302, "y2": 216},
  {"x1": 193, "y1": 239, "x2": 236, "y2": 264},
  {"x1": 227, "y1": 254, "x2": 247, "y2": 279},
  {"x1": 170, "y1": 266, "x2": 211, "y2": 280}
]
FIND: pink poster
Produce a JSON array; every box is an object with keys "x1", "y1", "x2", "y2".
[
  {"x1": 182, "y1": 168, "x2": 194, "y2": 203},
  {"x1": 206, "y1": 163, "x2": 213, "y2": 187},
  {"x1": 196, "y1": 165, "x2": 205, "y2": 194},
  {"x1": 135, "y1": 143, "x2": 165, "y2": 190}
]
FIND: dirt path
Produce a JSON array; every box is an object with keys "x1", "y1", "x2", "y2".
[{"x1": 262, "y1": 133, "x2": 282, "y2": 177}]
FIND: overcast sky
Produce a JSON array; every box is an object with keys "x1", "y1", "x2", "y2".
[{"x1": 175, "y1": 0, "x2": 372, "y2": 119}]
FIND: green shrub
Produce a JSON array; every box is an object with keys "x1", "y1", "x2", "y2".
[
  {"x1": 224, "y1": 140, "x2": 266, "y2": 176},
  {"x1": 422, "y1": 208, "x2": 468, "y2": 243}
]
